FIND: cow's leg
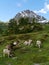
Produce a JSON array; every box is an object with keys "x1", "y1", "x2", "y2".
[
  {"x1": 38, "y1": 44, "x2": 40, "y2": 48},
  {"x1": 8, "y1": 52, "x2": 10, "y2": 58}
]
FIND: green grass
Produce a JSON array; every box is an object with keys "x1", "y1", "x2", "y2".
[{"x1": 0, "y1": 29, "x2": 49, "y2": 65}]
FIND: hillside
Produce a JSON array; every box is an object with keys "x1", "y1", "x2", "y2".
[
  {"x1": 7, "y1": 10, "x2": 49, "y2": 35},
  {"x1": 0, "y1": 25, "x2": 49, "y2": 65},
  {"x1": 0, "y1": 22, "x2": 49, "y2": 65},
  {"x1": 0, "y1": 10, "x2": 49, "y2": 35},
  {"x1": 0, "y1": 10, "x2": 49, "y2": 65},
  {"x1": 0, "y1": 21, "x2": 8, "y2": 36}
]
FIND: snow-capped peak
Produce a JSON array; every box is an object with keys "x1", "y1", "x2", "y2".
[{"x1": 14, "y1": 10, "x2": 46, "y2": 21}]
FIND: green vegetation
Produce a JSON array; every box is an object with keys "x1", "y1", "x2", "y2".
[
  {"x1": 0, "y1": 21, "x2": 8, "y2": 36},
  {"x1": 3, "y1": 17, "x2": 44, "y2": 35},
  {"x1": 0, "y1": 18, "x2": 49, "y2": 65}
]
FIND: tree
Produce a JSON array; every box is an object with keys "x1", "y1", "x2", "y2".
[
  {"x1": 0, "y1": 28, "x2": 3, "y2": 34},
  {"x1": 18, "y1": 17, "x2": 29, "y2": 26},
  {"x1": 8, "y1": 19, "x2": 19, "y2": 34},
  {"x1": 32, "y1": 18, "x2": 38, "y2": 25}
]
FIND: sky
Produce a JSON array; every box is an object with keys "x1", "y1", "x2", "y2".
[{"x1": 0, "y1": 0, "x2": 49, "y2": 22}]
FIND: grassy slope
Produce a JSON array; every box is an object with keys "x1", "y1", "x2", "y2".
[{"x1": 0, "y1": 24, "x2": 49, "y2": 65}]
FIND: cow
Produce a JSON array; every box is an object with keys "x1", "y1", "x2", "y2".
[
  {"x1": 3, "y1": 48, "x2": 10, "y2": 58},
  {"x1": 23, "y1": 39, "x2": 32, "y2": 45},
  {"x1": 36, "y1": 40, "x2": 41, "y2": 48}
]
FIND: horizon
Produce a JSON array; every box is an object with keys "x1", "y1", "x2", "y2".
[{"x1": 0, "y1": 0, "x2": 49, "y2": 22}]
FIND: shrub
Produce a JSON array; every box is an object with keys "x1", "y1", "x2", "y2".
[
  {"x1": 18, "y1": 34, "x2": 31, "y2": 40},
  {"x1": 43, "y1": 34, "x2": 49, "y2": 38},
  {"x1": 4, "y1": 35, "x2": 16, "y2": 40}
]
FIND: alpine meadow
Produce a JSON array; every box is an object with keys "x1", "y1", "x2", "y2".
[{"x1": 0, "y1": 0, "x2": 49, "y2": 65}]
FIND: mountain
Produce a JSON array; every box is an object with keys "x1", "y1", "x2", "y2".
[{"x1": 14, "y1": 10, "x2": 46, "y2": 21}]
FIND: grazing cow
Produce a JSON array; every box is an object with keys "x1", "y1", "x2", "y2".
[
  {"x1": 6, "y1": 44, "x2": 14, "y2": 51},
  {"x1": 3, "y1": 48, "x2": 10, "y2": 57},
  {"x1": 28, "y1": 39, "x2": 32, "y2": 45},
  {"x1": 36, "y1": 40, "x2": 41, "y2": 48},
  {"x1": 24, "y1": 39, "x2": 32, "y2": 45},
  {"x1": 13, "y1": 41, "x2": 19, "y2": 46},
  {"x1": 13, "y1": 42, "x2": 17, "y2": 46},
  {"x1": 23, "y1": 41, "x2": 28, "y2": 45}
]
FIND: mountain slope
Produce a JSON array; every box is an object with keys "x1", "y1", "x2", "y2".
[{"x1": 14, "y1": 10, "x2": 46, "y2": 21}]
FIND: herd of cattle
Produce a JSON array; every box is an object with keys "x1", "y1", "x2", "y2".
[{"x1": 3, "y1": 39, "x2": 42, "y2": 58}]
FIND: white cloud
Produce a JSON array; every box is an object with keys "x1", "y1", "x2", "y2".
[
  {"x1": 34, "y1": 9, "x2": 47, "y2": 14},
  {"x1": 45, "y1": 4, "x2": 49, "y2": 10},
  {"x1": 39, "y1": 9, "x2": 47, "y2": 13},
  {"x1": 16, "y1": 3, "x2": 22, "y2": 7},
  {"x1": 34, "y1": 0, "x2": 49, "y2": 14}
]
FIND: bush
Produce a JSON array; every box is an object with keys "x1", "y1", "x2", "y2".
[
  {"x1": 4, "y1": 35, "x2": 16, "y2": 40},
  {"x1": 40, "y1": 34, "x2": 48, "y2": 43},
  {"x1": 33, "y1": 24, "x2": 43, "y2": 31},
  {"x1": 40, "y1": 38, "x2": 45, "y2": 43},
  {"x1": 18, "y1": 34, "x2": 31, "y2": 40},
  {"x1": 43, "y1": 34, "x2": 49, "y2": 38}
]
